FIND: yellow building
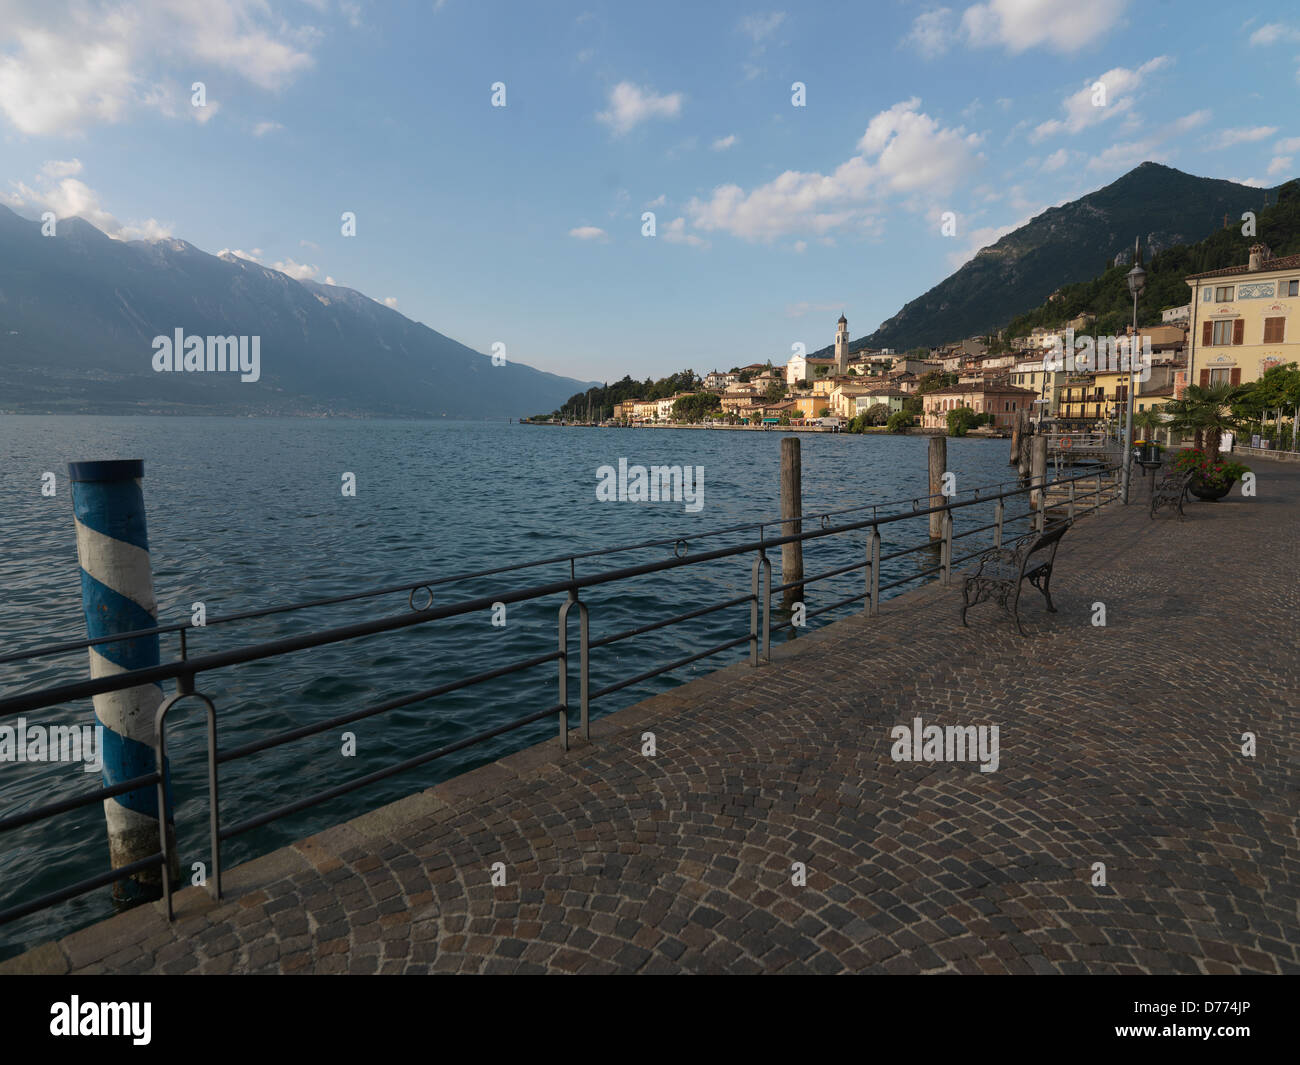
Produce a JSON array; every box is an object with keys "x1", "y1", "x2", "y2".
[
  {"x1": 1058, "y1": 377, "x2": 1103, "y2": 421},
  {"x1": 1185, "y1": 246, "x2": 1300, "y2": 389},
  {"x1": 790, "y1": 394, "x2": 833, "y2": 420}
]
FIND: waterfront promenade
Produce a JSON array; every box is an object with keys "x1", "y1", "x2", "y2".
[{"x1": 5, "y1": 460, "x2": 1296, "y2": 974}]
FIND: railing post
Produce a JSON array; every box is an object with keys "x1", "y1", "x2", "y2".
[
  {"x1": 780, "y1": 438, "x2": 803, "y2": 611},
  {"x1": 556, "y1": 595, "x2": 571, "y2": 751},
  {"x1": 1095, "y1": 471, "x2": 1102, "y2": 511},
  {"x1": 940, "y1": 511, "x2": 953, "y2": 585},
  {"x1": 154, "y1": 688, "x2": 221, "y2": 921},
  {"x1": 68, "y1": 459, "x2": 177, "y2": 902},
  {"x1": 867, "y1": 527, "x2": 881, "y2": 616},
  {"x1": 993, "y1": 497, "x2": 1004, "y2": 548},
  {"x1": 750, "y1": 549, "x2": 771, "y2": 665},
  {"x1": 1068, "y1": 477, "x2": 1076, "y2": 521}
]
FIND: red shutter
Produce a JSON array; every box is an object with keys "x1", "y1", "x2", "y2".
[
  {"x1": 1230, "y1": 368, "x2": 1241, "y2": 386},
  {"x1": 1199, "y1": 369, "x2": 1210, "y2": 387},
  {"x1": 1232, "y1": 319, "x2": 1244, "y2": 345},
  {"x1": 1202, "y1": 320, "x2": 1213, "y2": 346}
]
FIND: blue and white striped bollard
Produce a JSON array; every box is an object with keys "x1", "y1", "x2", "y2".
[{"x1": 69, "y1": 459, "x2": 175, "y2": 901}]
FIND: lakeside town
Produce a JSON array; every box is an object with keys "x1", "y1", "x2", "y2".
[{"x1": 528, "y1": 243, "x2": 1300, "y2": 451}]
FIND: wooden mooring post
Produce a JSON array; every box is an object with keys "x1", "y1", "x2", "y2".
[{"x1": 928, "y1": 435, "x2": 947, "y2": 540}]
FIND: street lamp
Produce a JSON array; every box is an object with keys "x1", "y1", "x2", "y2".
[{"x1": 1123, "y1": 237, "x2": 1146, "y2": 504}]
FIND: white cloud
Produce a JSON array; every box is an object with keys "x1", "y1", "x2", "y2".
[
  {"x1": 5, "y1": 164, "x2": 170, "y2": 240},
  {"x1": 252, "y1": 120, "x2": 283, "y2": 137},
  {"x1": 1248, "y1": 23, "x2": 1300, "y2": 46},
  {"x1": 907, "y1": 8, "x2": 958, "y2": 58},
  {"x1": 1167, "y1": 110, "x2": 1212, "y2": 135},
  {"x1": 1227, "y1": 177, "x2": 1268, "y2": 188},
  {"x1": 947, "y1": 213, "x2": 1036, "y2": 269},
  {"x1": 568, "y1": 225, "x2": 608, "y2": 240},
  {"x1": 962, "y1": 0, "x2": 1128, "y2": 53},
  {"x1": 272, "y1": 258, "x2": 319, "y2": 280},
  {"x1": 381, "y1": 296, "x2": 398, "y2": 308},
  {"x1": 1087, "y1": 139, "x2": 1167, "y2": 172},
  {"x1": 1032, "y1": 56, "x2": 1170, "y2": 141},
  {"x1": 1041, "y1": 148, "x2": 1070, "y2": 172},
  {"x1": 1207, "y1": 126, "x2": 1278, "y2": 150},
  {"x1": 711, "y1": 134, "x2": 738, "y2": 151},
  {"x1": 596, "y1": 81, "x2": 684, "y2": 135},
  {"x1": 792, "y1": 240, "x2": 807, "y2": 254},
  {"x1": 686, "y1": 98, "x2": 981, "y2": 242},
  {"x1": 1081, "y1": 111, "x2": 1209, "y2": 174},
  {"x1": 1267, "y1": 156, "x2": 1293, "y2": 177},
  {"x1": 1276, "y1": 137, "x2": 1300, "y2": 153},
  {"x1": 662, "y1": 217, "x2": 708, "y2": 248},
  {"x1": 218, "y1": 247, "x2": 263, "y2": 263},
  {"x1": 0, "y1": 0, "x2": 318, "y2": 135},
  {"x1": 300, "y1": 238, "x2": 321, "y2": 250},
  {"x1": 738, "y1": 12, "x2": 786, "y2": 41},
  {"x1": 645, "y1": 194, "x2": 666, "y2": 208},
  {"x1": 40, "y1": 158, "x2": 83, "y2": 178},
  {"x1": 907, "y1": 0, "x2": 1127, "y2": 57}
]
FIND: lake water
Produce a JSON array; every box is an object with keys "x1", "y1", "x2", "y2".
[{"x1": 0, "y1": 416, "x2": 1036, "y2": 957}]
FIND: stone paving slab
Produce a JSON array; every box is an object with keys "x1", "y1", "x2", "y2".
[{"x1": 4, "y1": 461, "x2": 1297, "y2": 974}]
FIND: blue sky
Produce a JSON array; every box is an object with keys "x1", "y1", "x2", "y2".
[{"x1": 2, "y1": 0, "x2": 1298, "y2": 384}]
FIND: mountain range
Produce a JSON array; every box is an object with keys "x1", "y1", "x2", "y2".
[
  {"x1": 815, "y1": 163, "x2": 1283, "y2": 356},
  {"x1": 0, "y1": 205, "x2": 594, "y2": 417}
]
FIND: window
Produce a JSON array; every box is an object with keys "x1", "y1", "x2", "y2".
[
  {"x1": 1202, "y1": 287, "x2": 1213, "y2": 302},
  {"x1": 1211, "y1": 320, "x2": 1235, "y2": 345},
  {"x1": 1288, "y1": 280, "x2": 1299, "y2": 297},
  {"x1": 1209, "y1": 368, "x2": 1232, "y2": 386},
  {"x1": 1263, "y1": 317, "x2": 1285, "y2": 344},
  {"x1": 1215, "y1": 286, "x2": 1234, "y2": 302}
]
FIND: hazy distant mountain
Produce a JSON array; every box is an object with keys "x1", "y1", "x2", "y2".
[
  {"x1": 818, "y1": 163, "x2": 1282, "y2": 354},
  {"x1": 0, "y1": 205, "x2": 594, "y2": 416}
]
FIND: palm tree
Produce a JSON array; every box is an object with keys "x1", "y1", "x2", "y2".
[
  {"x1": 1164, "y1": 384, "x2": 1248, "y2": 462},
  {"x1": 1133, "y1": 407, "x2": 1164, "y2": 444}
]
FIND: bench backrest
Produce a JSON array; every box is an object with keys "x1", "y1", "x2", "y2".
[{"x1": 1013, "y1": 520, "x2": 1071, "y2": 576}]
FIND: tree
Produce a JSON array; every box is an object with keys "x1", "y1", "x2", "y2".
[
  {"x1": 1164, "y1": 383, "x2": 1249, "y2": 461},
  {"x1": 672, "y1": 392, "x2": 722, "y2": 423},
  {"x1": 863, "y1": 402, "x2": 891, "y2": 426},
  {"x1": 1133, "y1": 408, "x2": 1164, "y2": 442},
  {"x1": 916, "y1": 371, "x2": 958, "y2": 395},
  {"x1": 818, "y1": 406, "x2": 832, "y2": 418},
  {"x1": 946, "y1": 406, "x2": 978, "y2": 436},
  {"x1": 764, "y1": 379, "x2": 787, "y2": 403},
  {"x1": 887, "y1": 411, "x2": 912, "y2": 433}
]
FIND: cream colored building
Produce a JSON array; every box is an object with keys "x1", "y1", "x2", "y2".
[
  {"x1": 1009, "y1": 359, "x2": 1067, "y2": 417},
  {"x1": 1185, "y1": 246, "x2": 1300, "y2": 389}
]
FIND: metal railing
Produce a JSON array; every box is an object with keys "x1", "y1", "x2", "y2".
[{"x1": 0, "y1": 463, "x2": 1121, "y2": 926}]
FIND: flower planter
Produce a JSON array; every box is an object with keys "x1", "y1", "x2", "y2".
[{"x1": 1188, "y1": 477, "x2": 1234, "y2": 502}]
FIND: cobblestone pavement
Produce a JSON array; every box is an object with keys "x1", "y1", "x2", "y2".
[{"x1": 5, "y1": 461, "x2": 1297, "y2": 974}]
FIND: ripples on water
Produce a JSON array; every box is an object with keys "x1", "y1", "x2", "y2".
[{"x1": 0, "y1": 416, "x2": 1038, "y2": 956}]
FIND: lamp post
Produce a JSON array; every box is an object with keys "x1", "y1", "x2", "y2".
[{"x1": 1123, "y1": 238, "x2": 1146, "y2": 504}]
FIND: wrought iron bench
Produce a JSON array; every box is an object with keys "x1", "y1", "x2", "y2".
[
  {"x1": 960, "y1": 520, "x2": 1072, "y2": 636},
  {"x1": 1149, "y1": 468, "x2": 1194, "y2": 520}
]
